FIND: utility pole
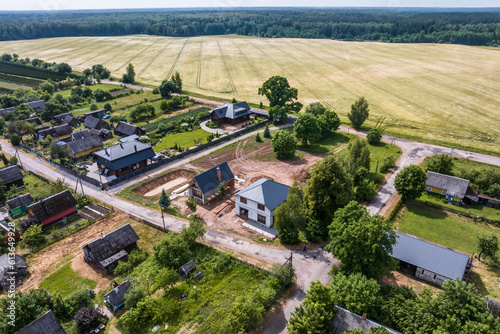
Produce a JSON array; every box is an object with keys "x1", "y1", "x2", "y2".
[
  {"x1": 14, "y1": 149, "x2": 24, "y2": 171},
  {"x1": 160, "y1": 205, "x2": 166, "y2": 231}
]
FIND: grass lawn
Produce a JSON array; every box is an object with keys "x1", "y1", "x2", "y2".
[
  {"x1": 424, "y1": 156, "x2": 500, "y2": 175},
  {"x1": 154, "y1": 128, "x2": 211, "y2": 152},
  {"x1": 297, "y1": 131, "x2": 355, "y2": 155},
  {"x1": 396, "y1": 202, "x2": 500, "y2": 254},
  {"x1": 39, "y1": 263, "x2": 97, "y2": 298},
  {"x1": 7, "y1": 172, "x2": 61, "y2": 201}
]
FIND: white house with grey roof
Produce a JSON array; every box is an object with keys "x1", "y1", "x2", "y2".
[
  {"x1": 391, "y1": 232, "x2": 472, "y2": 286},
  {"x1": 235, "y1": 178, "x2": 290, "y2": 228}
]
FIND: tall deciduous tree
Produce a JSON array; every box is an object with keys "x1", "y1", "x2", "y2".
[
  {"x1": 318, "y1": 109, "x2": 340, "y2": 137},
  {"x1": 367, "y1": 128, "x2": 383, "y2": 145},
  {"x1": 394, "y1": 164, "x2": 427, "y2": 202},
  {"x1": 123, "y1": 63, "x2": 135, "y2": 83},
  {"x1": 268, "y1": 106, "x2": 288, "y2": 124},
  {"x1": 274, "y1": 181, "x2": 306, "y2": 244},
  {"x1": 477, "y1": 234, "x2": 499, "y2": 261},
  {"x1": 258, "y1": 76, "x2": 303, "y2": 112},
  {"x1": 326, "y1": 201, "x2": 397, "y2": 278},
  {"x1": 427, "y1": 154, "x2": 454, "y2": 175},
  {"x1": 272, "y1": 130, "x2": 297, "y2": 159},
  {"x1": 348, "y1": 96, "x2": 370, "y2": 129},
  {"x1": 158, "y1": 80, "x2": 179, "y2": 99},
  {"x1": 171, "y1": 71, "x2": 182, "y2": 92},
  {"x1": 293, "y1": 113, "x2": 321, "y2": 146},
  {"x1": 348, "y1": 138, "x2": 371, "y2": 173},
  {"x1": 305, "y1": 102, "x2": 327, "y2": 116},
  {"x1": 304, "y1": 155, "x2": 354, "y2": 236},
  {"x1": 74, "y1": 306, "x2": 100, "y2": 334}
]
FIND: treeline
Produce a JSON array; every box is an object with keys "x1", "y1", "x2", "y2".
[{"x1": 0, "y1": 9, "x2": 499, "y2": 46}]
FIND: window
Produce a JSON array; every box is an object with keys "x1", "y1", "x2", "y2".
[
  {"x1": 257, "y1": 214, "x2": 266, "y2": 225},
  {"x1": 257, "y1": 203, "x2": 265, "y2": 211},
  {"x1": 421, "y1": 269, "x2": 425, "y2": 275},
  {"x1": 240, "y1": 197, "x2": 247, "y2": 204},
  {"x1": 433, "y1": 274, "x2": 437, "y2": 280},
  {"x1": 441, "y1": 190, "x2": 447, "y2": 195},
  {"x1": 427, "y1": 187, "x2": 432, "y2": 191}
]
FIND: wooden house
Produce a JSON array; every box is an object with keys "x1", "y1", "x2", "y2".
[
  {"x1": 25, "y1": 100, "x2": 45, "y2": 114},
  {"x1": 71, "y1": 129, "x2": 92, "y2": 141},
  {"x1": 7, "y1": 193, "x2": 34, "y2": 215},
  {"x1": 104, "y1": 280, "x2": 131, "y2": 311},
  {"x1": 84, "y1": 109, "x2": 107, "y2": 119},
  {"x1": 426, "y1": 171, "x2": 469, "y2": 204},
  {"x1": 14, "y1": 310, "x2": 66, "y2": 334},
  {"x1": 67, "y1": 136, "x2": 103, "y2": 159},
  {"x1": 114, "y1": 121, "x2": 146, "y2": 137},
  {"x1": 188, "y1": 162, "x2": 235, "y2": 204},
  {"x1": 0, "y1": 253, "x2": 28, "y2": 292},
  {"x1": 0, "y1": 165, "x2": 24, "y2": 189},
  {"x1": 52, "y1": 112, "x2": 73, "y2": 125},
  {"x1": 93, "y1": 140, "x2": 155, "y2": 177},
  {"x1": 391, "y1": 232, "x2": 472, "y2": 286},
  {"x1": 235, "y1": 178, "x2": 290, "y2": 228},
  {"x1": 26, "y1": 190, "x2": 78, "y2": 228},
  {"x1": 38, "y1": 124, "x2": 72, "y2": 141},
  {"x1": 209, "y1": 101, "x2": 253, "y2": 125},
  {"x1": 84, "y1": 115, "x2": 111, "y2": 131},
  {"x1": 23, "y1": 117, "x2": 42, "y2": 126},
  {"x1": 82, "y1": 223, "x2": 139, "y2": 272}
]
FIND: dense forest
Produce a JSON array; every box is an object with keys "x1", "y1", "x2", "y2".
[{"x1": 0, "y1": 9, "x2": 499, "y2": 46}]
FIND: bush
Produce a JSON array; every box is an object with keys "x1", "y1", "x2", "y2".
[
  {"x1": 10, "y1": 134, "x2": 20, "y2": 146},
  {"x1": 356, "y1": 179, "x2": 377, "y2": 201},
  {"x1": 114, "y1": 249, "x2": 148, "y2": 276},
  {"x1": 152, "y1": 87, "x2": 159, "y2": 94},
  {"x1": 263, "y1": 125, "x2": 271, "y2": 138},
  {"x1": 186, "y1": 197, "x2": 197, "y2": 212},
  {"x1": 124, "y1": 285, "x2": 147, "y2": 309},
  {"x1": 380, "y1": 155, "x2": 396, "y2": 173},
  {"x1": 74, "y1": 306, "x2": 100, "y2": 334},
  {"x1": 22, "y1": 224, "x2": 45, "y2": 246},
  {"x1": 367, "y1": 128, "x2": 382, "y2": 145},
  {"x1": 64, "y1": 290, "x2": 92, "y2": 319},
  {"x1": 89, "y1": 103, "x2": 98, "y2": 111},
  {"x1": 103, "y1": 102, "x2": 112, "y2": 111},
  {"x1": 256, "y1": 132, "x2": 263, "y2": 143},
  {"x1": 9, "y1": 156, "x2": 18, "y2": 165}
]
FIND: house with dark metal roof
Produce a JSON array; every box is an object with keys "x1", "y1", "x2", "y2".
[
  {"x1": 391, "y1": 232, "x2": 472, "y2": 286},
  {"x1": 67, "y1": 136, "x2": 103, "y2": 159},
  {"x1": 104, "y1": 280, "x2": 131, "y2": 311},
  {"x1": 38, "y1": 124, "x2": 72, "y2": 141},
  {"x1": 52, "y1": 112, "x2": 73, "y2": 125},
  {"x1": 0, "y1": 165, "x2": 24, "y2": 189},
  {"x1": 71, "y1": 129, "x2": 92, "y2": 141},
  {"x1": 23, "y1": 117, "x2": 42, "y2": 126},
  {"x1": 93, "y1": 140, "x2": 155, "y2": 177},
  {"x1": 426, "y1": 171, "x2": 470, "y2": 204},
  {"x1": 235, "y1": 178, "x2": 290, "y2": 228},
  {"x1": 209, "y1": 101, "x2": 253, "y2": 125},
  {"x1": 26, "y1": 190, "x2": 78, "y2": 228},
  {"x1": 329, "y1": 306, "x2": 400, "y2": 334},
  {"x1": 84, "y1": 109, "x2": 107, "y2": 119},
  {"x1": 0, "y1": 253, "x2": 28, "y2": 292},
  {"x1": 82, "y1": 224, "x2": 139, "y2": 272},
  {"x1": 63, "y1": 115, "x2": 78, "y2": 127},
  {"x1": 188, "y1": 162, "x2": 235, "y2": 204},
  {"x1": 14, "y1": 310, "x2": 66, "y2": 334},
  {"x1": 25, "y1": 100, "x2": 45, "y2": 114},
  {"x1": 7, "y1": 193, "x2": 33, "y2": 215},
  {"x1": 84, "y1": 115, "x2": 111, "y2": 131},
  {"x1": 114, "y1": 121, "x2": 146, "y2": 137}
]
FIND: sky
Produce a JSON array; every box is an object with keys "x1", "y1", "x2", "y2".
[{"x1": 1, "y1": 0, "x2": 499, "y2": 12}]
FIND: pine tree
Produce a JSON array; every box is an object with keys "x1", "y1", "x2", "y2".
[
  {"x1": 263, "y1": 125, "x2": 271, "y2": 138},
  {"x1": 159, "y1": 189, "x2": 171, "y2": 210}
]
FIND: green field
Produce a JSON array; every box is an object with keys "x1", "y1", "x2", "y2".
[
  {"x1": 39, "y1": 263, "x2": 97, "y2": 298},
  {"x1": 2, "y1": 35, "x2": 499, "y2": 154},
  {"x1": 155, "y1": 128, "x2": 211, "y2": 152}
]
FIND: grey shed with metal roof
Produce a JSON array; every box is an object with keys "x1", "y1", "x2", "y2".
[
  {"x1": 426, "y1": 171, "x2": 470, "y2": 200},
  {"x1": 235, "y1": 178, "x2": 290, "y2": 211},
  {"x1": 391, "y1": 232, "x2": 471, "y2": 286},
  {"x1": 15, "y1": 310, "x2": 66, "y2": 334}
]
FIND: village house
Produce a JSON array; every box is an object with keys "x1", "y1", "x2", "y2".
[
  {"x1": 391, "y1": 232, "x2": 472, "y2": 286},
  {"x1": 84, "y1": 109, "x2": 107, "y2": 119},
  {"x1": 329, "y1": 306, "x2": 400, "y2": 334},
  {"x1": 234, "y1": 178, "x2": 290, "y2": 228},
  {"x1": 188, "y1": 162, "x2": 235, "y2": 204},
  {"x1": 93, "y1": 140, "x2": 155, "y2": 177},
  {"x1": 38, "y1": 124, "x2": 73, "y2": 141},
  {"x1": 52, "y1": 112, "x2": 73, "y2": 125},
  {"x1": 0, "y1": 165, "x2": 24, "y2": 189},
  {"x1": 26, "y1": 190, "x2": 78, "y2": 228},
  {"x1": 23, "y1": 117, "x2": 42, "y2": 126},
  {"x1": 62, "y1": 115, "x2": 78, "y2": 127},
  {"x1": 25, "y1": 100, "x2": 46, "y2": 114},
  {"x1": 67, "y1": 136, "x2": 103, "y2": 159},
  {"x1": 209, "y1": 101, "x2": 253, "y2": 125},
  {"x1": 104, "y1": 280, "x2": 131, "y2": 311},
  {"x1": 71, "y1": 129, "x2": 92, "y2": 141},
  {"x1": 0, "y1": 253, "x2": 28, "y2": 292},
  {"x1": 84, "y1": 115, "x2": 111, "y2": 131},
  {"x1": 82, "y1": 223, "x2": 139, "y2": 272},
  {"x1": 426, "y1": 171, "x2": 470, "y2": 204},
  {"x1": 7, "y1": 193, "x2": 33, "y2": 216},
  {"x1": 14, "y1": 310, "x2": 66, "y2": 334},
  {"x1": 114, "y1": 121, "x2": 146, "y2": 137}
]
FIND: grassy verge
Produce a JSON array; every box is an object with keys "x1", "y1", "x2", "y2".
[
  {"x1": 154, "y1": 128, "x2": 211, "y2": 152},
  {"x1": 7, "y1": 172, "x2": 61, "y2": 201},
  {"x1": 39, "y1": 263, "x2": 97, "y2": 298},
  {"x1": 297, "y1": 131, "x2": 355, "y2": 155}
]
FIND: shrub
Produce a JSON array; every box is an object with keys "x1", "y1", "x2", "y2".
[
  {"x1": 152, "y1": 87, "x2": 159, "y2": 94},
  {"x1": 22, "y1": 224, "x2": 45, "y2": 246},
  {"x1": 89, "y1": 103, "x2": 98, "y2": 111},
  {"x1": 367, "y1": 128, "x2": 382, "y2": 145},
  {"x1": 9, "y1": 156, "x2": 18, "y2": 165},
  {"x1": 124, "y1": 285, "x2": 147, "y2": 309},
  {"x1": 74, "y1": 306, "x2": 100, "y2": 334},
  {"x1": 10, "y1": 134, "x2": 20, "y2": 145},
  {"x1": 263, "y1": 125, "x2": 271, "y2": 138},
  {"x1": 103, "y1": 102, "x2": 112, "y2": 111},
  {"x1": 186, "y1": 197, "x2": 197, "y2": 212},
  {"x1": 380, "y1": 155, "x2": 396, "y2": 173},
  {"x1": 255, "y1": 132, "x2": 263, "y2": 143},
  {"x1": 114, "y1": 249, "x2": 148, "y2": 276}
]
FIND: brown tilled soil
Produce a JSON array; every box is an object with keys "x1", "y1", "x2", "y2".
[
  {"x1": 132, "y1": 169, "x2": 196, "y2": 196},
  {"x1": 20, "y1": 211, "x2": 130, "y2": 293}
]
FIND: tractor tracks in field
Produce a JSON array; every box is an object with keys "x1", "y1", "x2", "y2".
[
  {"x1": 113, "y1": 38, "x2": 163, "y2": 73},
  {"x1": 233, "y1": 39, "x2": 264, "y2": 82},
  {"x1": 73, "y1": 37, "x2": 125, "y2": 68},
  {"x1": 195, "y1": 40, "x2": 203, "y2": 89},
  {"x1": 138, "y1": 39, "x2": 176, "y2": 78},
  {"x1": 216, "y1": 39, "x2": 238, "y2": 96},
  {"x1": 165, "y1": 38, "x2": 189, "y2": 81}
]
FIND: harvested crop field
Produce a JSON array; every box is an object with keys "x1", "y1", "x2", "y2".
[
  {"x1": 132, "y1": 169, "x2": 195, "y2": 196},
  {"x1": 2, "y1": 35, "x2": 500, "y2": 154}
]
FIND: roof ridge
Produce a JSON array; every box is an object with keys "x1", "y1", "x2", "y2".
[{"x1": 427, "y1": 171, "x2": 469, "y2": 182}]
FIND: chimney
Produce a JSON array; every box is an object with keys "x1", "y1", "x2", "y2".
[
  {"x1": 217, "y1": 166, "x2": 221, "y2": 182},
  {"x1": 134, "y1": 145, "x2": 137, "y2": 152},
  {"x1": 120, "y1": 143, "x2": 123, "y2": 148},
  {"x1": 361, "y1": 313, "x2": 367, "y2": 321}
]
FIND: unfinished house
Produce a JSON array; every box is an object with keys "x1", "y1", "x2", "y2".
[
  {"x1": 188, "y1": 162, "x2": 234, "y2": 204},
  {"x1": 82, "y1": 223, "x2": 139, "y2": 272},
  {"x1": 234, "y1": 178, "x2": 290, "y2": 228},
  {"x1": 26, "y1": 190, "x2": 78, "y2": 228},
  {"x1": 391, "y1": 232, "x2": 472, "y2": 286}
]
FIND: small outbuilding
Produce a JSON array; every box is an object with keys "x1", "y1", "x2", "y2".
[
  {"x1": 391, "y1": 232, "x2": 472, "y2": 286},
  {"x1": 114, "y1": 121, "x2": 146, "y2": 137},
  {"x1": 82, "y1": 223, "x2": 139, "y2": 272},
  {"x1": 329, "y1": 306, "x2": 400, "y2": 334},
  {"x1": 71, "y1": 129, "x2": 93, "y2": 141},
  {"x1": 0, "y1": 253, "x2": 28, "y2": 292},
  {"x1": 179, "y1": 260, "x2": 196, "y2": 278},
  {"x1": 23, "y1": 117, "x2": 43, "y2": 126},
  {"x1": 84, "y1": 109, "x2": 107, "y2": 119},
  {"x1": 104, "y1": 280, "x2": 131, "y2": 311},
  {"x1": 26, "y1": 190, "x2": 78, "y2": 228},
  {"x1": 38, "y1": 124, "x2": 73, "y2": 141},
  {"x1": 6, "y1": 193, "x2": 34, "y2": 215},
  {"x1": 67, "y1": 136, "x2": 103, "y2": 159},
  {"x1": 84, "y1": 115, "x2": 111, "y2": 131},
  {"x1": 0, "y1": 165, "x2": 25, "y2": 189},
  {"x1": 426, "y1": 171, "x2": 470, "y2": 204},
  {"x1": 188, "y1": 162, "x2": 234, "y2": 204},
  {"x1": 52, "y1": 112, "x2": 73, "y2": 125},
  {"x1": 15, "y1": 310, "x2": 66, "y2": 334}
]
